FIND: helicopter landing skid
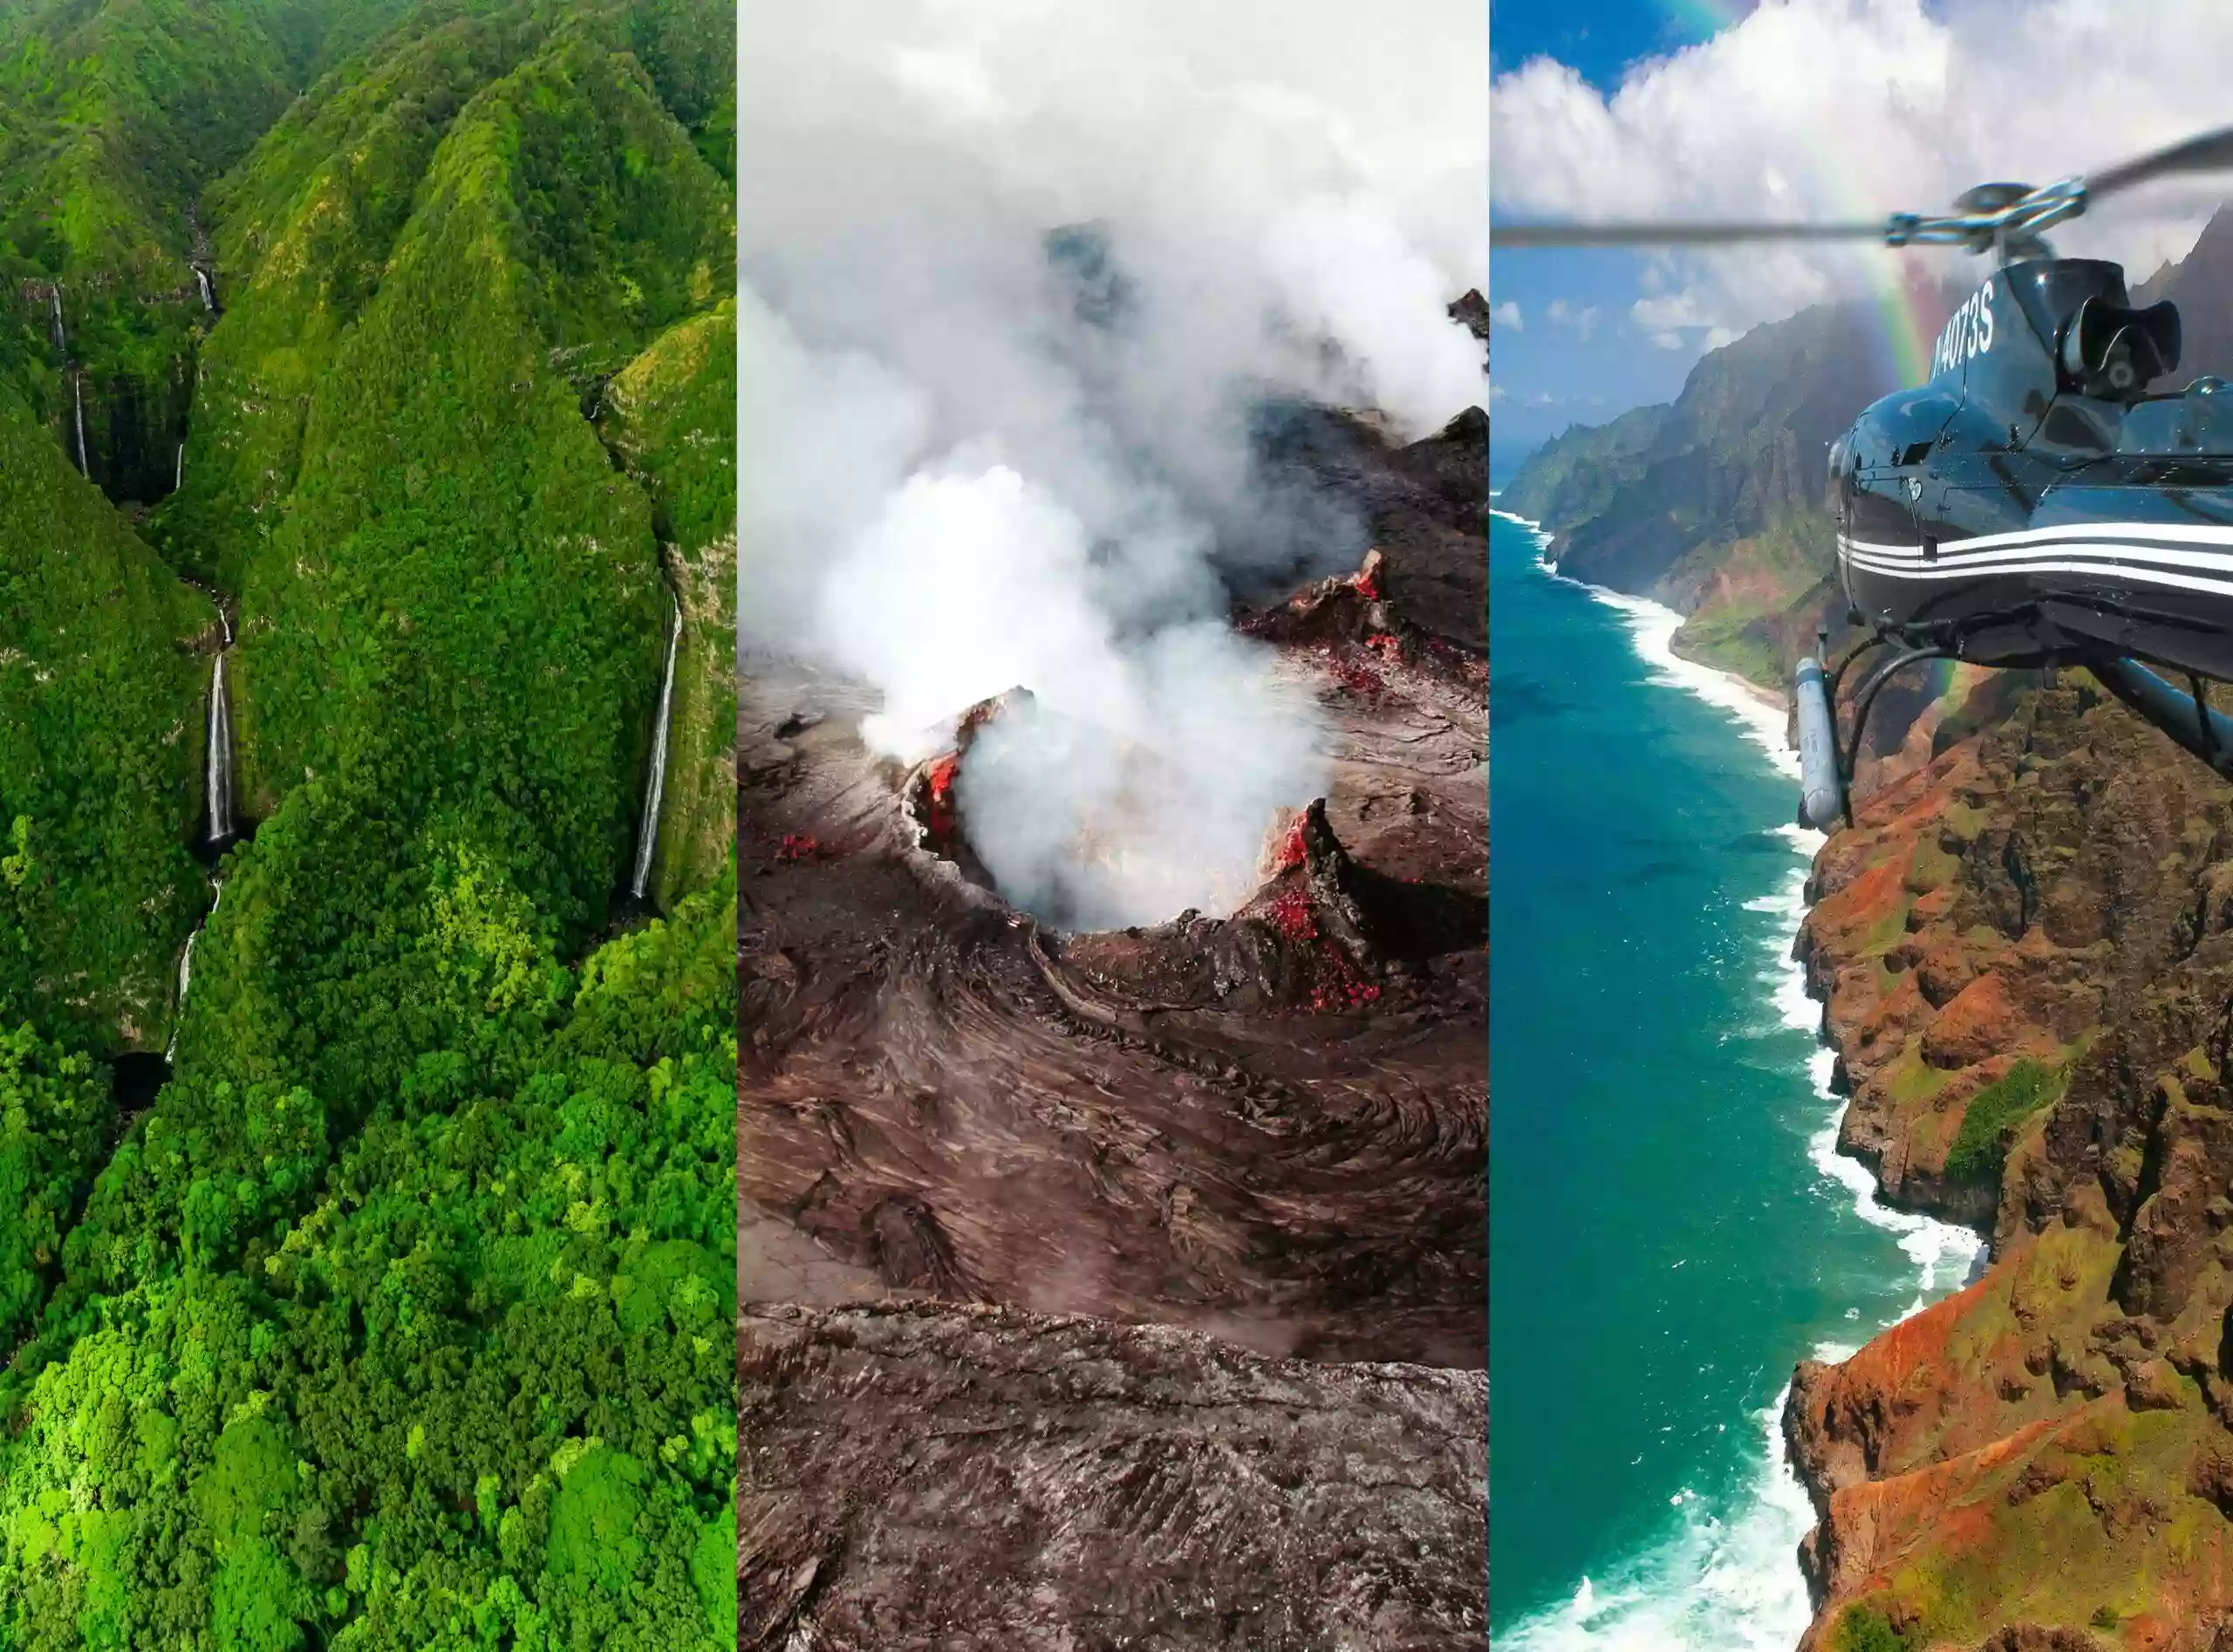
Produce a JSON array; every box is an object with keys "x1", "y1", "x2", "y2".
[{"x1": 1797, "y1": 613, "x2": 2233, "y2": 830}]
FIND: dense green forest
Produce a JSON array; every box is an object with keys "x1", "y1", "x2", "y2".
[{"x1": 0, "y1": 0, "x2": 738, "y2": 1645}]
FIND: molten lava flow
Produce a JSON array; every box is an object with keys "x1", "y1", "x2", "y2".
[
  {"x1": 777, "y1": 833, "x2": 823, "y2": 863},
  {"x1": 1261, "y1": 884, "x2": 1383, "y2": 1013},
  {"x1": 1266, "y1": 884, "x2": 1315, "y2": 940},
  {"x1": 925, "y1": 754, "x2": 960, "y2": 845}
]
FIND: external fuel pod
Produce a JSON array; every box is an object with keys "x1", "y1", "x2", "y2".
[{"x1": 1794, "y1": 657, "x2": 1844, "y2": 829}]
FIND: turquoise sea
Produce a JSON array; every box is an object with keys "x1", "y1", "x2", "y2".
[{"x1": 1487, "y1": 505, "x2": 1982, "y2": 1646}]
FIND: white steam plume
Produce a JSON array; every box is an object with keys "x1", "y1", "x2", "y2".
[{"x1": 738, "y1": 0, "x2": 1485, "y2": 930}]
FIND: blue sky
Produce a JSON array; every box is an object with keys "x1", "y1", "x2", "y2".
[
  {"x1": 1489, "y1": 0, "x2": 1760, "y2": 461},
  {"x1": 1489, "y1": 0, "x2": 2233, "y2": 469},
  {"x1": 1492, "y1": 0, "x2": 1752, "y2": 94}
]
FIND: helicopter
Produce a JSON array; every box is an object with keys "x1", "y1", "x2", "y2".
[{"x1": 1498, "y1": 126, "x2": 2233, "y2": 831}]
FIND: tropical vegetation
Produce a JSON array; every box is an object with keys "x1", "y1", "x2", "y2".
[{"x1": 0, "y1": 0, "x2": 737, "y2": 1643}]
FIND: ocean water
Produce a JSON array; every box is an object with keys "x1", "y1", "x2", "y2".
[{"x1": 1488, "y1": 508, "x2": 1984, "y2": 1645}]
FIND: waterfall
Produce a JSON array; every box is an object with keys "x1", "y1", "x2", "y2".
[
  {"x1": 173, "y1": 597, "x2": 235, "y2": 1060},
  {"x1": 175, "y1": 443, "x2": 184, "y2": 493},
  {"x1": 629, "y1": 596, "x2": 682, "y2": 901},
  {"x1": 166, "y1": 883, "x2": 221, "y2": 1062},
  {"x1": 48, "y1": 287, "x2": 64, "y2": 353},
  {"x1": 72, "y1": 372, "x2": 86, "y2": 474},
  {"x1": 205, "y1": 627, "x2": 233, "y2": 845},
  {"x1": 194, "y1": 267, "x2": 215, "y2": 314}
]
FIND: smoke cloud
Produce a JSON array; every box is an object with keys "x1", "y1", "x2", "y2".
[{"x1": 738, "y1": 0, "x2": 1485, "y2": 929}]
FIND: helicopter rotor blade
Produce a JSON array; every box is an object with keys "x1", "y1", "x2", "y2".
[
  {"x1": 1492, "y1": 124, "x2": 2233, "y2": 258},
  {"x1": 1492, "y1": 219, "x2": 1890, "y2": 247},
  {"x1": 2086, "y1": 125, "x2": 2233, "y2": 201}
]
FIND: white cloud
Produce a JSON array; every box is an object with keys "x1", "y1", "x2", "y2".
[
  {"x1": 1492, "y1": 299, "x2": 1524, "y2": 330},
  {"x1": 1629, "y1": 293, "x2": 1708, "y2": 331},
  {"x1": 1545, "y1": 297, "x2": 1601, "y2": 340},
  {"x1": 1492, "y1": 0, "x2": 2233, "y2": 343}
]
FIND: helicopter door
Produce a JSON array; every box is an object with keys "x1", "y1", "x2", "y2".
[
  {"x1": 1922, "y1": 450, "x2": 2045, "y2": 550},
  {"x1": 1870, "y1": 395, "x2": 1960, "y2": 547}
]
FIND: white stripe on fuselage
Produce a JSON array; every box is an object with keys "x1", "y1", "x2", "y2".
[
  {"x1": 1840, "y1": 536, "x2": 2233, "y2": 599},
  {"x1": 1847, "y1": 520, "x2": 2233, "y2": 556},
  {"x1": 1841, "y1": 532, "x2": 2233, "y2": 576}
]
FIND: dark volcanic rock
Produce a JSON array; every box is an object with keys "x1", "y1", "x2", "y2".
[
  {"x1": 737, "y1": 645, "x2": 1486, "y2": 1364},
  {"x1": 739, "y1": 413, "x2": 1487, "y2": 1364},
  {"x1": 1250, "y1": 406, "x2": 1488, "y2": 651},
  {"x1": 737, "y1": 1302, "x2": 1488, "y2": 1651},
  {"x1": 740, "y1": 390, "x2": 1488, "y2": 1638}
]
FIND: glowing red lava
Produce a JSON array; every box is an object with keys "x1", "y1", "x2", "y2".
[
  {"x1": 925, "y1": 754, "x2": 960, "y2": 844},
  {"x1": 1328, "y1": 652, "x2": 1385, "y2": 698},
  {"x1": 1261, "y1": 883, "x2": 1383, "y2": 1013}
]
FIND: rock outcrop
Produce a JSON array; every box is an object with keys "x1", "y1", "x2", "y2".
[{"x1": 1786, "y1": 675, "x2": 2233, "y2": 1649}]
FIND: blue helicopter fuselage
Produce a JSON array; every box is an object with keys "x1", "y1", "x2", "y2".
[{"x1": 1833, "y1": 257, "x2": 2233, "y2": 679}]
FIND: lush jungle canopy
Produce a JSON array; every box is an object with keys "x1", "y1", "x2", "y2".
[{"x1": 0, "y1": 1, "x2": 738, "y2": 1644}]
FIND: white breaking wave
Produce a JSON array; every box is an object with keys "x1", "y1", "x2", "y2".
[
  {"x1": 1527, "y1": 545, "x2": 1796, "y2": 782},
  {"x1": 1749, "y1": 857, "x2": 1986, "y2": 1307},
  {"x1": 1499, "y1": 539, "x2": 1985, "y2": 1648},
  {"x1": 1497, "y1": 1381, "x2": 1822, "y2": 1651}
]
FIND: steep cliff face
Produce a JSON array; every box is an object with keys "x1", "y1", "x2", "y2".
[
  {"x1": 597, "y1": 296, "x2": 738, "y2": 910},
  {"x1": 1499, "y1": 281, "x2": 1956, "y2": 599},
  {"x1": 0, "y1": 0, "x2": 425, "y2": 501},
  {"x1": 1786, "y1": 679, "x2": 2233, "y2": 1649},
  {"x1": 2137, "y1": 205, "x2": 2233, "y2": 383}
]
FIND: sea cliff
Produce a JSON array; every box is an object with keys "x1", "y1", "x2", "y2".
[
  {"x1": 1784, "y1": 679, "x2": 2233, "y2": 1649},
  {"x1": 1501, "y1": 208, "x2": 2233, "y2": 1646}
]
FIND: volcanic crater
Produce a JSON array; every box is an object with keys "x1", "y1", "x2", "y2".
[{"x1": 738, "y1": 390, "x2": 1488, "y2": 1642}]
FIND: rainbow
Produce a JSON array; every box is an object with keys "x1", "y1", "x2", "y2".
[
  {"x1": 1643, "y1": 0, "x2": 1940, "y2": 390},
  {"x1": 1865, "y1": 261, "x2": 1942, "y2": 392}
]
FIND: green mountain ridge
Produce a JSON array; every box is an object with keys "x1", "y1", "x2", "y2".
[
  {"x1": 0, "y1": 0, "x2": 427, "y2": 501},
  {"x1": 1500, "y1": 282, "x2": 1960, "y2": 602},
  {"x1": 0, "y1": 1, "x2": 739, "y2": 1644}
]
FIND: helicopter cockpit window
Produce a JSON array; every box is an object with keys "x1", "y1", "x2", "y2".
[{"x1": 1895, "y1": 441, "x2": 1933, "y2": 467}]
